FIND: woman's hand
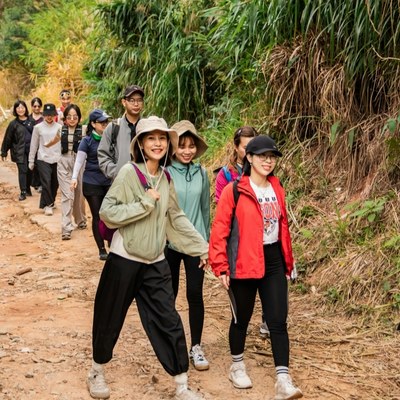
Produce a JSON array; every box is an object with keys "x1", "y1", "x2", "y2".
[
  {"x1": 218, "y1": 274, "x2": 230, "y2": 290},
  {"x1": 70, "y1": 179, "x2": 77, "y2": 191},
  {"x1": 199, "y1": 259, "x2": 208, "y2": 269},
  {"x1": 146, "y1": 188, "x2": 160, "y2": 201}
]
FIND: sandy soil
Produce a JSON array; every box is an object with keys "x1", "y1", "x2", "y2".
[{"x1": 0, "y1": 142, "x2": 399, "y2": 400}]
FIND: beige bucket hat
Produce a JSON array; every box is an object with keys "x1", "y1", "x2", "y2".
[
  {"x1": 130, "y1": 116, "x2": 178, "y2": 160},
  {"x1": 170, "y1": 120, "x2": 208, "y2": 159}
]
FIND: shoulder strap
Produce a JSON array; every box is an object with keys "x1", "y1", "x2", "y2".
[
  {"x1": 131, "y1": 163, "x2": 151, "y2": 190},
  {"x1": 162, "y1": 167, "x2": 171, "y2": 183},
  {"x1": 131, "y1": 163, "x2": 171, "y2": 190},
  {"x1": 110, "y1": 122, "x2": 120, "y2": 146},
  {"x1": 223, "y1": 165, "x2": 232, "y2": 182},
  {"x1": 232, "y1": 179, "x2": 240, "y2": 205}
]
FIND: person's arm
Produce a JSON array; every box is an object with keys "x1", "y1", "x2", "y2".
[
  {"x1": 215, "y1": 167, "x2": 229, "y2": 203},
  {"x1": 1, "y1": 121, "x2": 14, "y2": 159},
  {"x1": 209, "y1": 182, "x2": 235, "y2": 277},
  {"x1": 99, "y1": 165, "x2": 156, "y2": 228},
  {"x1": 97, "y1": 124, "x2": 117, "y2": 180},
  {"x1": 28, "y1": 125, "x2": 40, "y2": 168},
  {"x1": 70, "y1": 150, "x2": 87, "y2": 190},
  {"x1": 44, "y1": 128, "x2": 61, "y2": 147},
  {"x1": 166, "y1": 180, "x2": 209, "y2": 259},
  {"x1": 200, "y1": 166, "x2": 211, "y2": 241}
]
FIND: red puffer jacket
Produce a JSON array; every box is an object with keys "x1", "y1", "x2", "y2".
[{"x1": 209, "y1": 175, "x2": 294, "y2": 279}]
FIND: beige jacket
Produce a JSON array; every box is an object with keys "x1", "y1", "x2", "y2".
[{"x1": 99, "y1": 162, "x2": 208, "y2": 260}]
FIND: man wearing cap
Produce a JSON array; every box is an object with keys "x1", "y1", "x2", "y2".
[
  {"x1": 98, "y1": 84, "x2": 144, "y2": 180},
  {"x1": 28, "y1": 104, "x2": 62, "y2": 216}
]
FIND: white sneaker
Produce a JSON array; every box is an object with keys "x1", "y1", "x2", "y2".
[
  {"x1": 259, "y1": 321, "x2": 270, "y2": 338},
  {"x1": 229, "y1": 361, "x2": 252, "y2": 389},
  {"x1": 275, "y1": 374, "x2": 303, "y2": 399},
  {"x1": 189, "y1": 345, "x2": 209, "y2": 371},
  {"x1": 87, "y1": 368, "x2": 110, "y2": 399},
  {"x1": 44, "y1": 206, "x2": 53, "y2": 216},
  {"x1": 175, "y1": 385, "x2": 203, "y2": 400}
]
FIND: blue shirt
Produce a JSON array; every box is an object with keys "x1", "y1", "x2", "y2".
[{"x1": 78, "y1": 135, "x2": 112, "y2": 186}]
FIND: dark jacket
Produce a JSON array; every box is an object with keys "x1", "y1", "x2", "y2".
[
  {"x1": 209, "y1": 175, "x2": 294, "y2": 279},
  {"x1": 1, "y1": 117, "x2": 34, "y2": 163}
]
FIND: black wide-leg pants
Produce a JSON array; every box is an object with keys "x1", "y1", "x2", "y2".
[{"x1": 92, "y1": 253, "x2": 189, "y2": 376}]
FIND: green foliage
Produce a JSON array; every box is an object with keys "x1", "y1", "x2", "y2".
[
  {"x1": 0, "y1": 0, "x2": 41, "y2": 66},
  {"x1": 88, "y1": 0, "x2": 216, "y2": 123},
  {"x1": 21, "y1": 0, "x2": 96, "y2": 75},
  {"x1": 347, "y1": 197, "x2": 387, "y2": 224}
]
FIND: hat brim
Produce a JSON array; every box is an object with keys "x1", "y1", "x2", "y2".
[
  {"x1": 124, "y1": 89, "x2": 144, "y2": 98},
  {"x1": 130, "y1": 129, "x2": 178, "y2": 160},
  {"x1": 96, "y1": 116, "x2": 110, "y2": 122},
  {"x1": 176, "y1": 131, "x2": 208, "y2": 159},
  {"x1": 43, "y1": 111, "x2": 58, "y2": 117},
  {"x1": 249, "y1": 147, "x2": 282, "y2": 157}
]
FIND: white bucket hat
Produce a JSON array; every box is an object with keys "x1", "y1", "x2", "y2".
[
  {"x1": 130, "y1": 116, "x2": 178, "y2": 160},
  {"x1": 170, "y1": 120, "x2": 208, "y2": 159}
]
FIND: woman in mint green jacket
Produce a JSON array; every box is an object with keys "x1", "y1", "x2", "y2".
[
  {"x1": 87, "y1": 116, "x2": 208, "y2": 400},
  {"x1": 166, "y1": 120, "x2": 210, "y2": 372}
]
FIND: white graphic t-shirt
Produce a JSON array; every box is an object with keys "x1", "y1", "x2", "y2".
[{"x1": 250, "y1": 179, "x2": 280, "y2": 244}]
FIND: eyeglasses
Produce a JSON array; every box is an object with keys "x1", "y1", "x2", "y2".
[
  {"x1": 255, "y1": 153, "x2": 277, "y2": 162},
  {"x1": 125, "y1": 97, "x2": 143, "y2": 104},
  {"x1": 60, "y1": 92, "x2": 71, "y2": 99},
  {"x1": 95, "y1": 120, "x2": 109, "y2": 126},
  {"x1": 32, "y1": 105, "x2": 41, "y2": 108},
  {"x1": 66, "y1": 115, "x2": 78, "y2": 120}
]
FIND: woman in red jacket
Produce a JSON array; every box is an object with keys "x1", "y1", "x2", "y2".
[{"x1": 209, "y1": 135, "x2": 302, "y2": 400}]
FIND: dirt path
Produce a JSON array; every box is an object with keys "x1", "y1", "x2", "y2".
[{"x1": 0, "y1": 152, "x2": 399, "y2": 400}]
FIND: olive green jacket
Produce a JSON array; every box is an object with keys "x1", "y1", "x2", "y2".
[{"x1": 99, "y1": 162, "x2": 208, "y2": 260}]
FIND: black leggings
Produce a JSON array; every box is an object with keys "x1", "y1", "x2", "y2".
[
  {"x1": 166, "y1": 248, "x2": 205, "y2": 347},
  {"x1": 229, "y1": 242, "x2": 289, "y2": 367},
  {"x1": 83, "y1": 190, "x2": 107, "y2": 251}
]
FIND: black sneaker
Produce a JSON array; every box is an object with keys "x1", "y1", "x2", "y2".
[
  {"x1": 99, "y1": 248, "x2": 108, "y2": 261},
  {"x1": 18, "y1": 192, "x2": 27, "y2": 201}
]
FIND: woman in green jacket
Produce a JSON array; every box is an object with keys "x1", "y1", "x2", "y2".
[
  {"x1": 87, "y1": 116, "x2": 208, "y2": 400},
  {"x1": 166, "y1": 120, "x2": 210, "y2": 372}
]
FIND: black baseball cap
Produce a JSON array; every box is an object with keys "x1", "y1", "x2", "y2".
[
  {"x1": 245, "y1": 135, "x2": 282, "y2": 157},
  {"x1": 123, "y1": 85, "x2": 144, "y2": 98}
]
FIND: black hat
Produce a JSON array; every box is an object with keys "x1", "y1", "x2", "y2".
[
  {"x1": 42, "y1": 103, "x2": 57, "y2": 116},
  {"x1": 245, "y1": 135, "x2": 282, "y2": 157},
  {"x1": 123, "y1": 85, "x2": 144, "y2": 98}
]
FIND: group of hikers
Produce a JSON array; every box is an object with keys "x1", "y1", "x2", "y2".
[{"x1": 1, "y1": 85, "x2": 303, "y2": 400}]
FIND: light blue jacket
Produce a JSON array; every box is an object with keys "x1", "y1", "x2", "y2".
[{"x1": 167, "y1": 160, "x2": 210, "y2": 245}]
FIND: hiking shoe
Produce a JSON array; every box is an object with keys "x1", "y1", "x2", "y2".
[
  {"x1": 99, "y1": 248, "x2": 108, "y2": 261},
  {"x1": 229, "y1": 361, "x2": 252, "y2": 389},
  {"x1": 18, "y1": 191, "x2": 27, "y2": 201},
  {"x1": 44, "y1": 206, "x2": 53, "y2": 216},
  {"x1": 62, "y1": 232, "x2": 71, "y2": 241},
  {"x1": 275, "y1": 374, "x2": 303, "y2": 399},
  {"x1": 175, "y1": 386, "x2": 203, "y2": 400},
  {"x1": 259, "y1": 321, "x2": 270, "y2": 338},
  {"x1": 87, "y1": 368, "x2": 110, "y2": 399},
  {"x1": 189, "y1": 345, "x2": 209, "y2": 371},
  {"x1": 78, "y1": 221, "x2": 87, "y2": 230}
]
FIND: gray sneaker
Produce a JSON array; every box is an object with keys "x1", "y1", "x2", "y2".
[
  {"x1": 259, "y1": 321, "x2": 270, "y2": 338},
  {"x1": 87, "y1": 368, "x2": 110, "y2": 399},
  {"x1": 189, "y1": 344, "x2": 209, "y2": 371}
]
